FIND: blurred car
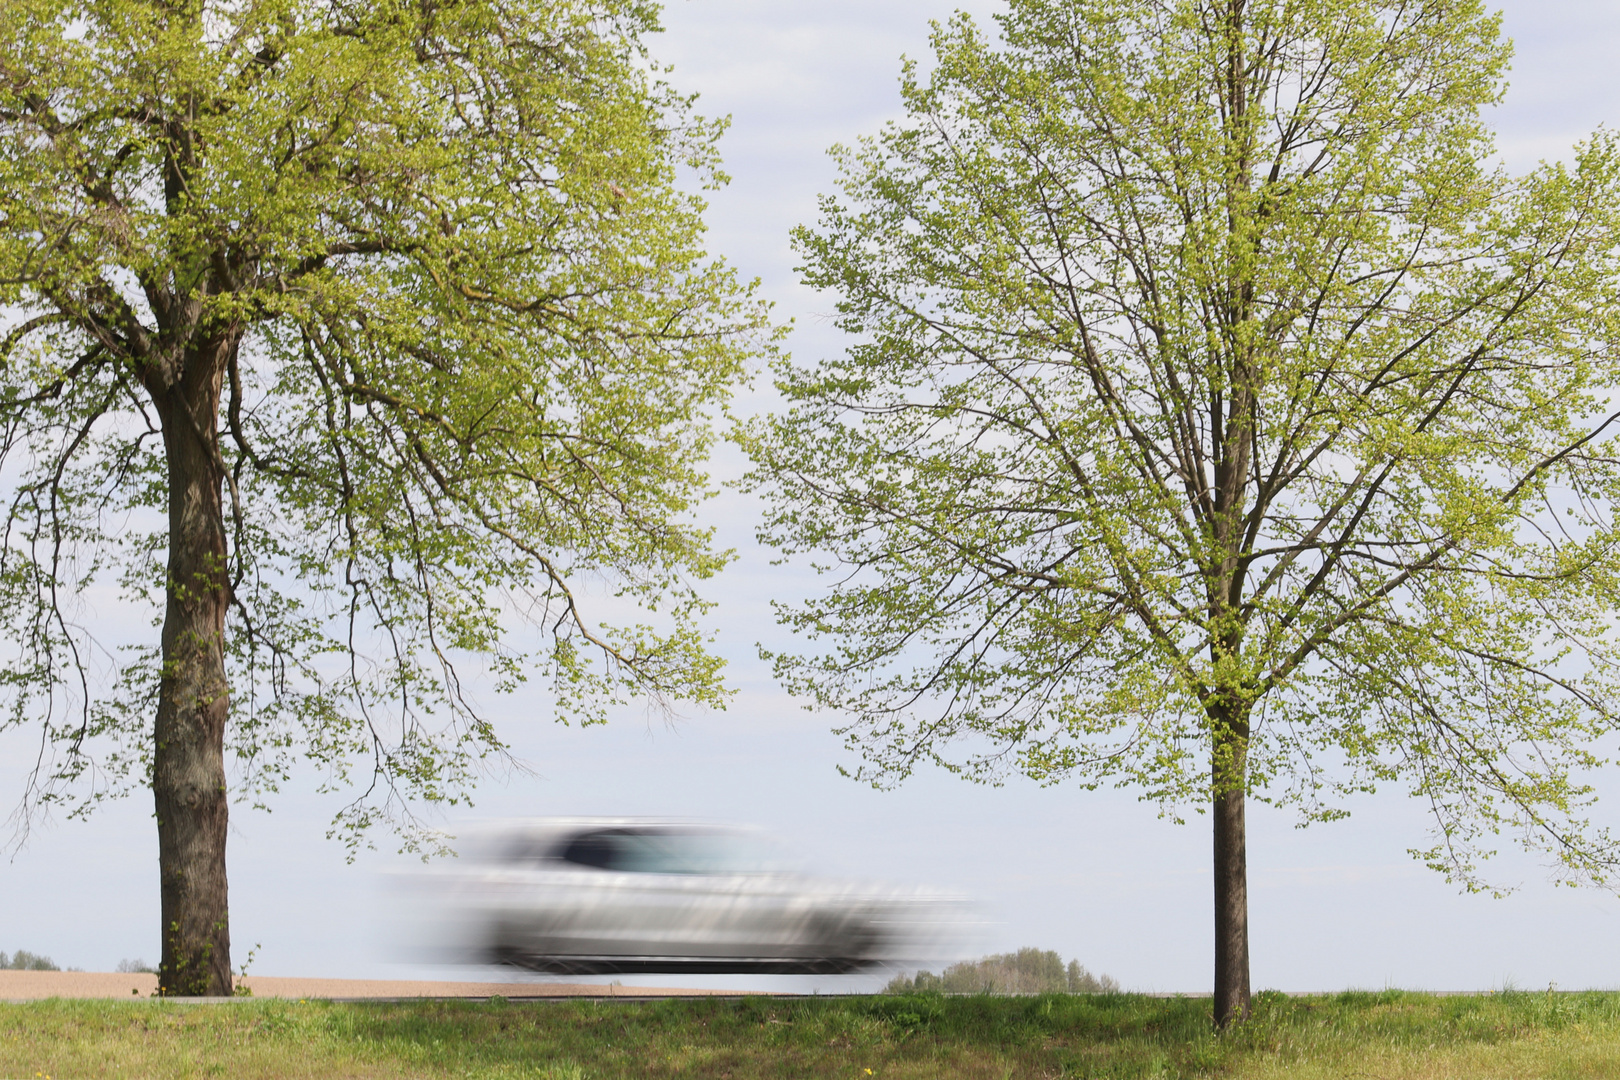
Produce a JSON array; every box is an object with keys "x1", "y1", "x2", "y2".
[{"x1": 398, "y1": 818, "x2": 974, "y2": 975}]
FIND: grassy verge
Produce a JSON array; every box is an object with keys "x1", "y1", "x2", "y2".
[{"x1": 3, "y1": 989, "x2": 1620, "y2": 1078}]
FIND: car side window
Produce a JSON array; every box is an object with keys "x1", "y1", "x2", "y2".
[
  {"x1": 560, "y1": 830, "x2": 622, "y2": 869},
  {"x1": 554, "y1": 828, "x2": 766, "y2": 874}
]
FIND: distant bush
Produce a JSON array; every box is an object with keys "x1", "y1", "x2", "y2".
[
  {"x1": 115, "y1": 958, "x2": 156, "y2": 974},
  {"x1": 0, "y1": 949, "x2": 60, "y2": 971},
  {"x1": 885, "y1": 947, "x2": 1119, "y2": 995}
]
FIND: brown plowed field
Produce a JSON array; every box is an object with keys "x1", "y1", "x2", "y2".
[{"x1": 0, "y1": 970, "x2": 743, "y2": 1000}]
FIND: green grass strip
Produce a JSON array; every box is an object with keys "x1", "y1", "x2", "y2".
[{"x1": 5, "y1": 989, "x2": 1620, "y2": 1078}]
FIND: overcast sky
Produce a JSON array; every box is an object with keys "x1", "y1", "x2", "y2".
[{"x1": 5, "y1": 0, "x2": 1620, "y2": 993}]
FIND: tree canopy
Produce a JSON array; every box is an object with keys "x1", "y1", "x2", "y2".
[
  {"x1": 0, "y1": 0, "x2": 767, "y2": 993},
  {"x1": 746, "y1": 0, "x2": 1620, "y2": 1023}
]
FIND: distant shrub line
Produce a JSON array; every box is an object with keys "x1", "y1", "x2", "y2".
[
  {"x1": 884, "y1": 946, "x2": 1120, "y2": 995},
  {"x1": 0, "y1": 949, "x2": 155, "y2": 972},
  {"x1": 0, "y1": 949, "x2": 59, "y2": 971}
]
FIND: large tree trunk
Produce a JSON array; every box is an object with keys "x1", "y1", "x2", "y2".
[
  {"x1": 1211, "y1": 707, "x2": 1252, "y2": 1028},
  {"x1": 151, "y1": 341, "x2": 234, "y2": 997}
]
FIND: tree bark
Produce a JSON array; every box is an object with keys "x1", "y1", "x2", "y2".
[
  {"x1": 151, "y1": 339, "x2": 234, "y2": 997},
  {"x1": 1211, "y1": 708, "x2": 1251, "y2": 1028}
]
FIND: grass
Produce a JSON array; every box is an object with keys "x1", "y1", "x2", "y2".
[{"x1": 3, "y1": 988, "x2": 1620, "y2": 1078}]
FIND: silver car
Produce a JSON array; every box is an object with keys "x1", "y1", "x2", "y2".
[{"x1": 405, "y1": 818, "x2": 974, "y2": 975}]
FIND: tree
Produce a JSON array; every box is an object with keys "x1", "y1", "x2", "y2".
[
  {"x1": 744, "y1": 0, "x2": 1620, "y2": 1026},
  {"x1": 0, "y1": 0, "x2": 767, "y2": 996}
]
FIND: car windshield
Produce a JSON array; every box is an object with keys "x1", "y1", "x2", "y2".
[{"x1": 558, "y1": 828, "x2": 781, "y2": 874}]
